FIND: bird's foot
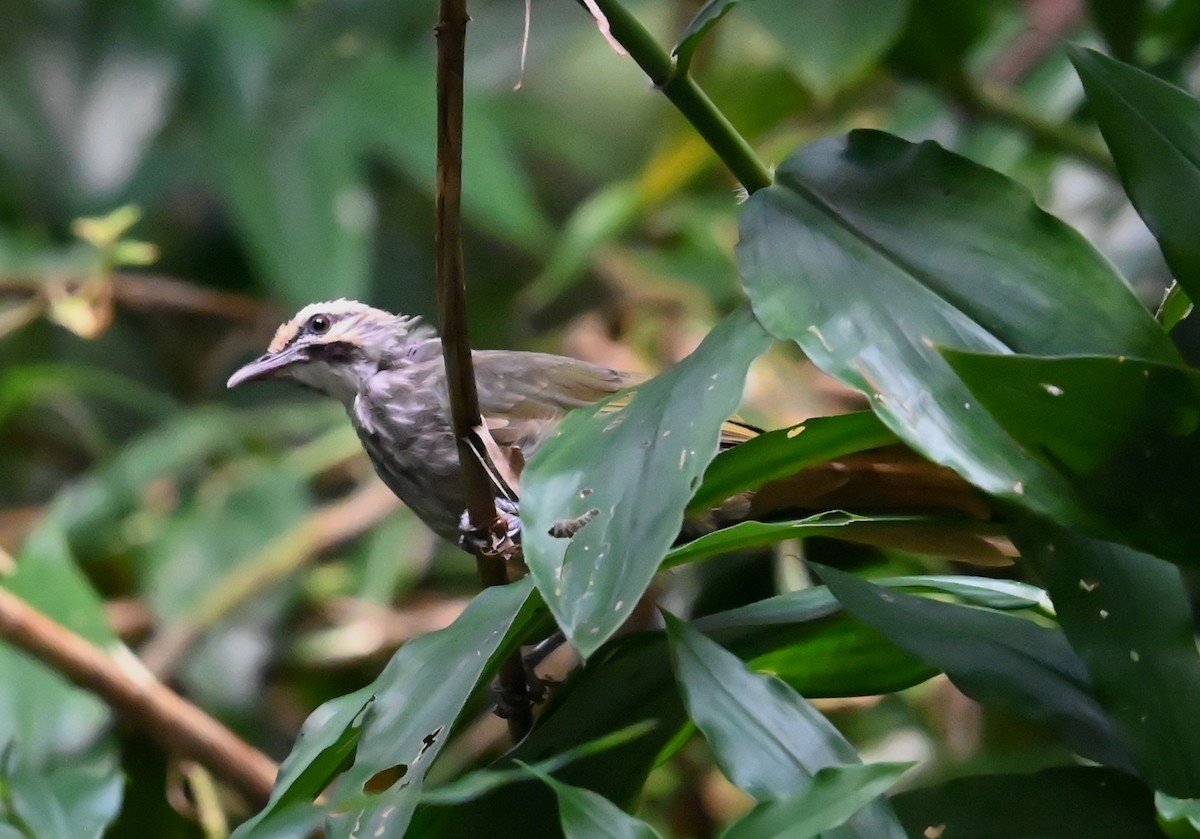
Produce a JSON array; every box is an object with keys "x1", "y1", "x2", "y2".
[
  {"x1": 489, "y1": 633, "x2": 568, "y2": 716},
  {"x1": 459, "y1": 498, "x2": 522, "y2": 557}
]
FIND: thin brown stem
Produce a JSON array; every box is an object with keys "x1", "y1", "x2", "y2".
[
  {"x1": 434, "y1": 0, "x2": 533, "y2": 740},
  {"x1": 0, "y1": 587, "x2": 277, "y2": 807}
]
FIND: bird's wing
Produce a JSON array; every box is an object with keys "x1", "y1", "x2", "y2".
[
  {"x1": 472, "y1": 349, "x2": 759, "y2": 454},
  {"x1": 473, "y1": 350, "x2": 636, "y2": 452}
]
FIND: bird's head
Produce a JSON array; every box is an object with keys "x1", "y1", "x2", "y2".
[{"x1": 226, "y1": 299, "x2": 435, "y2": 404}]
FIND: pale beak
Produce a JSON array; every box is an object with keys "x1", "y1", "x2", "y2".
[{"x1": 226, "y1": 344, "x2": 308, "y2": 389}]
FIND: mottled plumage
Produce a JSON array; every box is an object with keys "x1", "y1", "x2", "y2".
[
  {"x1": 229, "y1": 300, "x2": 635, "y2": 541},
  {"x1": 229, "y1": 300, "x2": 1005, "y2": 562}
]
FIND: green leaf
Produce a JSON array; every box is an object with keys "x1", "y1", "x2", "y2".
[
  {"x1": 231, "y1": 687, "x2": 374, "y2": 838},
  {"x1": 688, "y1": 411, "x2": 896, "y2": 514},
  {"x1": 673, "y1": 0, "x2": 742, "y2": 75},
  {"x1": 945, "y1": 351, "x2": 1200, "y2": 562},
  {"x1": 892, "y1": 766, "x2": 1162, "y2": 838},
  {"x1": 736, "y1": 130, "x2": 1179, "y2": 533},
  {"x1": 665, "y1": 514, "x2": 1012, "y2": 568},
  {"x1": 813, "y1": 563, "x2": 1130, "y2": 770},
  {"x1": 748, "y1": 0, "x2": 911, "y2": 100},
  {"x1": 1, "y1": 750, "x2": 124, "y2": 839},
  {"x1": 523, "y1": 305, "x2": 772, "y2": 659},
  {"x1": 664, "y1": 613, "x2": 906, "y2": 838},
  {"x1": 525, "y1": 764, "x2": 664, "y2": 839},
  {"x1": 1072, "y1": 47, "x2": 1200, "y2": 301},
  {"x1": 1013, "y1": 519, "x2": 1200, "y2": 798},
  {"x1": 0, "y1": 525, "x2": 122, "y2": 838},
  {"x1": 528, "y1": 768, "x2": 663, "y2": 839},
  {"x1": 1158, "y1": 792, "x2": 1200, "y2": 838},
  {"x1": 421, "y1": 722, "x2": 656, "y2": 806},
  {"x1": 721, "y1": 763, "x2": 911, "y2": 839},
  {"x1": 1158, "y1": 281, "x2": 1194, "y2": 332},
  {"x1": 235, "y1": 578, "x2": 539, "y2": 838}
]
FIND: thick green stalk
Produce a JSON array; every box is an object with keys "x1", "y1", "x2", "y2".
[{"x1": 590, "y1": 0, "x2": 773, "y2": 193}]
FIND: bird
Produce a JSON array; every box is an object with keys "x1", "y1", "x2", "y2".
[{"x1": 227, "y1": 299, "x2": 1007, "y2": 561}]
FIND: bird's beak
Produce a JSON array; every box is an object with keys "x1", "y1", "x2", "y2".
[{"x1": 226, "y1": 344, "x2": 307, "y2": 389}]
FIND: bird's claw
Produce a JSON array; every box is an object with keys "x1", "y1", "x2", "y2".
[{"x1": 458, "y1": 498, "x2": 522, "y2": 557}]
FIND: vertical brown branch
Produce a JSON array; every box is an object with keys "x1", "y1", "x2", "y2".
[{"x1": 434, "y1": 0, "x2": 533, "y2": 740}]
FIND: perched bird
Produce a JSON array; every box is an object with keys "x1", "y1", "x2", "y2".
[{"x1": 228, "y1": 300, "x2": 1006, "y2": 561}]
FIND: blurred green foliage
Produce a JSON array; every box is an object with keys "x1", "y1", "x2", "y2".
[{"x1": 2, "y1": 0, "x2": 1200, "y2": 837}]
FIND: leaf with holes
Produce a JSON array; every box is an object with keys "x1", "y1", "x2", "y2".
[
  {"x1": 944, "y1": 350, "x2": 1200, "y2": 562},
  {"x1": 522, "y1": 305, "x2": 772, "y2": 659},
  {"x1": 737, "y1": 129, "x2": 1179, "y2": 535},
  {"x1": 1014, "y1": 520, "x2": 1200, "y2": 799},
  {"x1": 813, "y1": 563, "x2": 1130, "y2": 770}
]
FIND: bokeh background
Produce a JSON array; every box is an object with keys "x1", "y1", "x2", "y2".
[{"x1": 0, "y1": 0, "x2": 1195, "y2": 835}]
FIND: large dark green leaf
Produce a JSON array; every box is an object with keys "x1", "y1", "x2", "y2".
[
  {"x1": 736, "y1": 129, "x2": 1179, "y2": 534},
  {"x1": 813, "y1": 564, "x2": 1130, "y2": 770},
  {"x1": 688, "y1": 411, "x2": 896, "y2": 514},
  {"x1": 944, "y1": 351, "x2": 1200, "y2": 561},
  {"x1": 1014, "y1": 521, "x2": 1200, "y2": 799},
  {"x1": 523, "y1": 306, "x2": 772, "y2": 659},
  {"x1": 721, "y1": 763, "x2": 911, "y2": 839},
  {"x1": 892, "y1": 766, "x2": 1162, "y2": 838},
  {"x1": 0, "y1": 526, "x2": 122, "y2": 838},
  {"x1": 235, "y1": 578, "x2": 539, "y2": 839},
  {"x1": 665, "y1": 614, "x2": 906, "y2": 838},
  {"x1": 1071, "y1": 47, "x2": 1200, "y2": 300}
]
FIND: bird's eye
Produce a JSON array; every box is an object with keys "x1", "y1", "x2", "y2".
[{"x1": 306, "y1": 314, "x2": 331, "y2": 335}]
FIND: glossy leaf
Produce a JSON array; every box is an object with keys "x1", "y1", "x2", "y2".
[
  {"x1": 1158, "y1": 281, "x2": 1194, "y2": 332},
  {"x1": 1014, "y1": 520, "x2": 1200, "y2": 799},
  {"x1": 945, "y1": 351, "x2": 1200, "y2": 561},
  {"x1": 665, "y1": 514, "x2": 1013, "y2": 568},
  {"x1": 893, "y1": 766, "x2": 1161, "y2": 838},
  {"x1": 231, "y1": 687, "x2": 373, "y2": 838},
  {"x1": 0, "y1": 526, "x2": 122, "y2": 838},
  {"x1": 688, "y1": 411, "x2": 896, "y2": 514},
  {"x1": 721, "y1": 763, "x2": 911, "y2": 839},
  {"x1": 813, "y1": 564, "x2": 1130, "y2": 769},
  {"x1": 236, "y1": 578, "x2": 538, "y2": 838},
  {"x1": 665, "y1": 613, "x2": 906, "y2": 838},
  {"x1": 523, "y1": 305, "x2": 772, "y2": 658},
  {"x1": 526, "y1": 764, "x2": 664, "y2": 839},
  {"x1": 1072, "y1": 47, "x2": 1200, "y2": 299},
  {"x1": 1157, "y1": 792, "x2": 1200, "y2": 837},
  {"x1": 737, "y1": 130, "x2": 1179, "y2": 533}
]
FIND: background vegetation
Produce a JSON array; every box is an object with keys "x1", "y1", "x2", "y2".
[{"x1": 2, "y1": 0, "x2": 1200, "y2": 836}]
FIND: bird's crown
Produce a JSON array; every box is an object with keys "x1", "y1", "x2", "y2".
[{"x1": 268, "y1": 298, "x2": 430, "y2": 354}]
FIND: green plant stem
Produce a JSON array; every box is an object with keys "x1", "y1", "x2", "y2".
[
  {"x1": 588, "y1": 0, "x2": 773, "y2": 193},
  {"x1": 956, "y1": 79, "x2": 1114, "y2": 173}
]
